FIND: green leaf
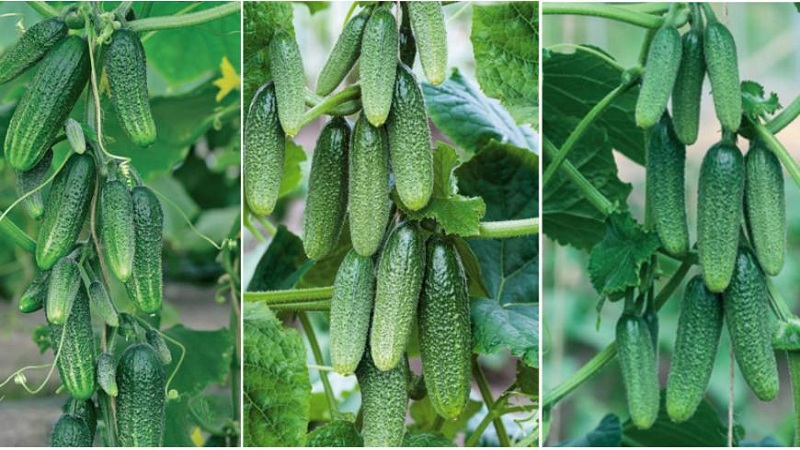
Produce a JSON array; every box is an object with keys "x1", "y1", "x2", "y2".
[
  {"x1": 741, "y1": 80, "x2": 781, "y2": 123},
  {"x1": 621, "y1": 396, "x2": 732, "y2": 446},
  {"x1": 306, "y1": 420, "x2": 363, "y2": 447},
  {"x1": 33, "y1": 325, "x2": 51, "y2": 354},
  {"x1": 470, "y1": 300, "x2": 538, "y2": 367},
  {"x1": 516, "y1": 360, "x2": 538, "y2": 397},
  {"x1": 587, "y1": 212, "x2": 660, "y2": 297},
  {"x1": 247, "y1": 225, "x2": 313, "y2": 291},
  {"x1": 773, "y1": 317, "x2": 800, "y2": 350},
  {"x1": 243, "y1": 303, "x2": 311, "y2": 446},
  {"x1": 422, "y1": 69, "x2": 536, "y2": 154},
  {"x1": 471, "y1": 2, "x2": 538, "y2": 125},
  {"x1": 554, "y1": 414, "x2": 622, "y2": 446},
  {"x1": 163, "y1": 325, "x2": 234, "y2": 397},
  {"x1": 402, "y1": 432, "x2": 455, "y2": 447},
  {"x1": 188, "y1": 393, "x2": 234, "y2": 435},
  {"x1": 147, "y1": 176, "x2": 200, "y2": 243},
  {"x1": 163, "y1": 392, "x2": 194, "y2": 447},
  {"x1": 409, "y1": 396, "x2": 481, "y2": 439},
  {"x1": 279, "y1": 140, "x2": 307, "y2": 197}
]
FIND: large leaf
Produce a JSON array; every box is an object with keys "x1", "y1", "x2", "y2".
[
  {"x1": 621, "y1": 397, "x2": 732, "y2": 446},
  {"x1": 306, "y1": 420, "x2": 363, "y2": 447},
  {"x1": 247, "y1": 225, "x2": 312, "y2": 291},
  {"x1": 554, "y1": 414, "x2": 622, "y2": 447},
  {"x1": 470, "y1": 300, "x2": 538, "y2": 368}
]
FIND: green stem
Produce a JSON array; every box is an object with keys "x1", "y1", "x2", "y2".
[
  {"x1": 127, "y1": 2, "x2": 239, "y2": 32},
  {"x1": 767, "y1": 96, "x2": 800, "y2": 135},
  {"x1": 255, "y1": 215, "x2": 277, "y2": 237},
  {"x1": 298, "y1": 313, "x2": 337, "y2": 418},
  {"x1": 269, "y1": 300, "x2": 331, "y2": 312},
  {"x1": 27, "y1": 1, "x2": 58, "y2": 18},
  {"x1": 114, "y1": 1, "x2": 134, "y2": 18},
  {"x1": 543, "y1": 137, "x2": 616, "y2": 215},
  {"x1": 543, "y1": 3, "x2": 664, "y2": 29},
  {"x1": 765, "y1": 278, "x2": 792, "y2": 322},
  {"x1": 618, "y1": 3, "x2": 672, "y2": 15},
  {"x1": 754, "y1": 122, "x2": 800, "y2": 190},
  {"x1": 473, "y1": 360, "x2": 511, "y2": 447},
  {"x1": 243, "y1": 286, "x2": 334, "y2": 304},
  {"x1": 301, "y1": 85, "x2": 362, "y2": 126},
  {"x1": 637, "y1": 28, "x2": 657, "y2": 65},
  {"x1": 788, "y1": 351, "x2": 800, "y2": 446},
  {"x1": 0, "y1": 213, "x2": 36, "y2": 253},
  {"x1": 477, "y1": 218, "x2": 539, "y2": 239}
]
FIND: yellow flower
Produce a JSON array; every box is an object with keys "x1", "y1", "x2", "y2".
[{"x1": 213, "y1": 56, "x2": 240, "y2": 102}]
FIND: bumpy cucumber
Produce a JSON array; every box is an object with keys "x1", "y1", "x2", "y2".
[
  {"x1": 125, "y1": 186, "x2": 164, "y2": 313},
  {"x1": 407, "y1": 2, "x2": 447, "y2": 85},
  {"x1": 723, "y1": 247, "x2": 779, "y2": 401},
  {"x1": 315, "y1": 9, "x2": 370, "y2": 96},
  {"x1": 371, "y1": 222, "x2": 426, "y2": 371},
  {"x1": 666, "y1": 275, "x2": 723, "y2": 422},
  {"x1": 88, "y1": 280, "x2": 119, "y2": 327},
  {"x1": 635, "y1": 25, "x2": 682, "y2": 129},
  {"x1": 357, "y1": 351, "x2": 408, "y2": 447},
  {"x1": 36, "y1": 153, "x2": 96, "y2": 271},
  {"x1": 647, "y1": 113, "x2": 688, "y2": 256},
  {"x1": 418, "y1": 238, "x2": 471, "y2": 420},
  {"x1": 99, "y1": 179, "x2": 135, "y2": 282},
  {"x1": 330, "y1": 250, "x2": 375, "y2": 375},
  {"x1": 399, "y1": 3, "x2": 417, "y2": 67},
  {"x1": 616, "y1": 313, "x2": 659, "y2": 430},
  {"x1": 269, "y1": 31, "x2": 305, "y2": 137},
  {"x1": 360, "y1": 7, "x2": 398, "y2": 126},
  {"x1": 697, "y1": 140, "x2": 744, "y2": 292},
  {"x1": 146, "y1": 329, "x2": 173, "y2": 365},
  {"x1": 303, "y1": 117, "x2": 350, "y2": 260},
  {"x1": 4, "y1": 36, "x2": 90, "y2": 171},
  {"x1": 50, "y1": 285, "x2": 96, "y2": 400},
  {"x1": 245, "y1": 82, "x2": 285, "y2": 216},
  {"x1": 704, "y1": 19, "x2": 741, "y2": 132},
  {"x1": 49, "y1": 414, "x2": 93, "y2": 447},
  {"x1": 104, "y1": 29, "x2": 156, "y2": 147},
  {"x1": 745, "y1": 140, "x2": 785, "y2": 276},
  {"x1": 46, "y1": 257, "x2": 81, "y2": 325},
  {"x1": 0, "y1": 17, "x2": 67, "y2": 84},
  {"x1": 97, "y1": 351, "x2": 118, "y2": 397},
  {"x1": 18, "y1": 271, "x2": 49, "y2": 314},
  {"x1": 116, "y1": 343, "x2": 166, "y2": 447},
  {"x1": 671, "y1": 28, "x2": 705, "y2": 145},
  {"x1": 15, "y1": 149, "x2": 53, "y2": 221},
  {"x1": 386, "y1": 64, "x2": 434, "y2": 211},
  {"x1": 63, "y1": 397, "x2": 97, "y2": 440},
  {"x1": 349, "y1": 114, "x2": 391, "y2": 257}
]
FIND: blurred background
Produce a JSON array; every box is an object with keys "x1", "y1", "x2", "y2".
[{"x1": 543, "y1": 3, "x2": 800, "y2": 445}]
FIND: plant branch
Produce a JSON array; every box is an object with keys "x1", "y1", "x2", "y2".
[
  {"x1": 27, "y1": 1, "x2": 58, "y2": 18},
  {"x1": 543, "y1": 137, "x2": 616, "y2": 215},
  {"x1": 0, "y1": 212, "x2": 36, "y2": 253},
  {"x1": 298, "y1": 313, "x2": 337, "y2": 418},
  {"x1": 301, "y1": 85, "x2": 362, "y2": 126},
  {"x1": 127, "y1": 2, "x2": 239, "y2": 32},
  {"x1": 476, "y1": 218, "x2": 539, "y2": 239},
  {"x1": 543, "y1": 3, "x2": 664, "y2": 29},
  {"x1": 754, "y1": 122, "x2": 800, "y2": 190},
  {"x1": 767, "y1": 95, "x2": 800, "y2": 135},
  {"x1": 269, "y1": 300, "x2": 331, "y2": 312},
  {"x1": 244, "y1": 286, "x2": 333, "y2": 304},
  {"x1": 788, "y1": 351, "x2": 800, "y2": 446},
  {"x1": 618, "y1": 3, "x2": 672, "y2": 15},
  {"x1": 472, "y1": 359, "x2": 510, "y2": 447}
]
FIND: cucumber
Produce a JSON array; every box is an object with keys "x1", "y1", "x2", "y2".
[
  {"x1": 357, "y1": 351, "x2": 408, "y2": 447},
  {"x1": 697, "y1": 140, "x2": 744, "y2": 292},
  {"x1": 399, "y1": 3, "x2": 417, "y2": 67},
  {"x1": 97, "y1": 351, "x2": 118, "y2": 397},
  {"x1": 666, "y1": 275, "x2": 723, "y2": 422},
  {"x1": 303, "y1": 117, "x2": 350, "y2": 260},
  {"x1": 671, "y1": 28, "x2": 705, "y2": 145},
  {"x1": 15, "y1": 149, "x2": 53, "y2": 221},
  {"x1": 642, "y1": 306, "x2": 659, "y2": 358},
  {"x1": 407, "y1": 2, "x2": 447, "y2": 85},
  {"x1": 371, "y1": 222, "x2": 425, "y2": 371},
  {"x1": 360, "y1": 7, "x2": 398, "y2": 126},
  {"x1": 4, "y1": 35, "x2": 90, "y2": 171},
  {"x1": 46, "y1": 257, "x2": 81, "y2": 325},
  {"x1": 704, "y1": 19, "x2": 741, "y2": 132},
  {"x1": 36, "y1": 153, "x2": 96, "y2": 271},
  {"x1": 723, "y1": 247, "x2": 779, "y2": 401},
  {"x1": 49, "y1": 414, "x2": 93, "y2": 447},
  {"x1": 647, "y1": 113, "x2": 688, "y2": 256},
  {"x1": 269, "y1": 31, "x2": 305, "y2": 137},
  {"x1": 0, "y1": 17, "x2": 67, "y2": 84},
  {"x1": 99, "y1": 179, "x2": 135, "y2": 282},
  {"x1": 50, "y1": 285, "x2": 96, "y2": 400},
  {"x1": 146, "y1": 329, "x2": 173, "y2": 365},
  {"x1": 18, "y1": 271, "x2": 49, "y2": 314},
  {"x1": 315, "y1": 9, "x2": 370, "y2": 96},
  {"x1": 418, "y1": 238, "x2": 471, "y2": 420},
  {"x1": 616, "y1": 313, "x2": 659, "y2": 429},
  {"x1": 63, "y1": 397, "x2": 97, "y2": 440},
  {"x1": 125, "y1": 186, "x2": 164, "y2": 314},
  {"x1": 386, "y1": 64, "x2": 434, "y2": 211},
  {"x1": 635, "y1": 25, "x2": 682, "y2": 129},
  {"x1": 116, "y1": 343, "x2": 166, "y2": 447},
  {"x1": 349, "y1": 114, "x2": 391, "y2": 257},
  {"x1": 104, "y1": 29, "x2": 156, "y2": 147},
  {"x1": 244, "y1": 82, "x2": 285, "y2": 216},
  {"x1": 88, "y1": 280, "x2": 120, "y2": 327},
  {"x1": 330, "y1": 250, "x2": 375, "y2": 375},
  {"x1": 745, "y1": 139, "x2": 785, "y2": 276}
]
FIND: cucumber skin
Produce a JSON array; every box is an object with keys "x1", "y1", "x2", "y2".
[
  {"x1": 357, "y1": 351, "x2": 408, "y2": 447},
  {"x1": 4, "y1": 36, "x2": 90, "y2": 171},
  {"x1": 99, "y1": 180, "x2": 136, "y2": 282},
  {"x1": 418, "y1": 238, "x2": 471, "y2": 420},
  {"x1": 62, "y1": 398, "x2": 97, "y2": 440},
  {"x1": 745, "y1": 140, "x2": 785, "y2": 276},
  {"x1": 723, "y1": 247, "x2": 779, "y2": 401},
  {"x1": 244, "y1": 82, "x2": 285, "y2": 216},
  {"x1": 303, "y1": 118, "x2": 350, "y2": 260},
  {"x1": 49, "y1": 414, "x2": 93, "y2": 447},
  {"x1": 104, "y1": 29, "x2": 156, "y2": 147},
  {"x1": 647, "y1": 114, "x2": 689, "y2": 256},
  {"x1": 269, "y1": 31, "x2": 305, "y2": 137},
  {"x1": 666, "y1": 275, "x2": 723, "y2": 422},
  {"x1": 16, "y1": 150, "x2": 53, "y2": 221},
  {"x1": 697, "y1": 141, "x2": 744, "y2": 293},
  {"x1": 116, "y1": 343, "x2": 166, "y2": 447},
  {"x1": 88, "y1": 281, "x2": 120, "y2": 327},
  {"x1": 19, "y1": 271, "x2": 49, "y2": 313},
  {"x1": 671, "y1": 29, "x2": 705, "y2": 145},
  {"x1": 50, "y1": 286, "x2": 96, "y2": 400},
  {"x1": 371, "y1": 223, "x2": 426, "y2": 371},
  {"x1": 146, "y1": 329, "x2": 173, "y2": 365},
  {"x1": 386, "y1": 64, "x2": 434, "y2": 211},
  {"x1": 97, "y1": 351, "x2": 118, "y2": 397},
  {"x1": 330, "y1": 250, "x2": 375, "y2": 375},
  {"x1": 46, "y1": 257, "x2": 81, "y2": 325},
  {"x1": 315, "y1": 9, "x2": 370, "y2": 96},
  {"x1": 0, "y1": 17, "x2": 67, "y2": 84},
  {"x1": 408, "y1": 2, "x2": 447, "y2": 85},
  {"x1": 399, "y1": 3, "x2": 417, "y2": 67},
  {"x1": 349, "y1": 114, "x2": 391, "y2": 257},
  {"x1": 35, "y1": 153, "x2": 96, "y2": 271},
  {"x1": 125, "y1": 186, "x2": 164, "y2": 314},
  {"x1": 704, "y1": 21, "x2": 742, "y2": 132},
  {"x1": 635, "y1": 26, "x2": 682, "y2": 129},
  {"x1": 616, "y1": 313, "x2": 659, "y2": 430},
  {"x1": 360, "y1": 8, "x2": 399, "y2": 126}
]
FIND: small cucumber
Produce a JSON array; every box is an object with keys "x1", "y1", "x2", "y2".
[
  {"x1": 407, "y1": 2, "x2": 447, "y2": 85},
  {"x1": 99, "y1": 179, "x2": 136, "y2": 282},
  {"x1": 745, "y1": 139, "x2": 785, "y2": 276},
  {"x1": 125, "y1": 186, "x2": 164, "y2": 314},
  {"x1": 18, "y1": 271, "x2": 49, "y2": 314},
  {"x1": 269, "y1": 31, "x2": 305, "y2": 137},
  {"x1": 399, "y1": 3, "x2": 417, "y2": 67},
  {"x1": 315, "y1": 9, "x2": 370, "y2": 96},
  {"x1": 146, "y1": 329, "x2": 173, "y2": 365},
  {"x1": 97, "y1": 351, "x2": 118, "y2": 397},
  {"x1": 244, "y1": 82, "x2": 285, "y2": 216},
  {"x1": 62, "y1": 397, "x2": 97, "y2": 440},
  {"x1": 50, "y1": 285, "x2": 96, "y2": 400},
  {"x1": 647, "y1": 113, "x2": 688, "y2": 256},
  {"x1": 46, "y1": 257, "x2": 81, "y2": 325},
  {"x1": 671, "y1": 28, "x2": 705, "y2": 145},
  {"x1": 635, "y1": 25, "x2": 682, "y2": 129},
  {"x1": 49, "y1": 414, "x2": 93, "y2": 447},
  {"x1": 0, "y1": 17, "x2": 68, "y2": 84},
  {"x1": 15, "y1": 149, "x2": 53, "y2": 221},
  {"x1": 357, "y1": 351, "x2": 408, "y2": 447},
  {"x1": 360, "y1": 7, "x2": 399, "y2": 126},
  {"x1": 616, "y1": 313, "x2": 659, "y2": 430},
  {"x1": 88, "y1": 280, "x2": 120, "y2": 327},
  {"x1": 704, "y1": 19, "x2": 741, "y2": 132},
  {"x1": 330, "y1": 250, "x2": 375, "y2": 375},
  {"x1": 116, "y1": 343, "x2": 166, "y2": 447}
]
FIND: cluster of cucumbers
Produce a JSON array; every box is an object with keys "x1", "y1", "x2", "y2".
[
  {"x1": 245, "y1": 2, "x2": 470, "y2": 445},
  {"x1": 1, "y1": 8, "x2": 171, "y2": 447},
  {"x1": 616, "y1": 3, "x2": 785, "y2": 429}
]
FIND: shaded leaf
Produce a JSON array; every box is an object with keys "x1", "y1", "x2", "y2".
[
  {"x1": 409, "y1": 396, "x2": 481, "y2": 439},
  {"x1": 247, "y1": 225, "x2": 313, "y2": 291},
  {"x1": 402, "y1": 432, "x2": 455, "y2": 447},
  {"x1": 621, "y1": 396, "x2": 732, "y2": 446},
  {"x1": 554, "y1": 414, "x2": 621, "y2": 447},
  {"x1": 306, "y1": 420, "x2": 363, "y2": 447},
  {"x1": 470, "y1": 299, "x2": 538, "y2": 367}
]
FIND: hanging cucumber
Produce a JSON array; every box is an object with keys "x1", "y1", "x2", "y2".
[
  {"x1": 635, "y1": 25, "x2": 682, "y2": 129},
  {"x1": 704, "y1": 16, "x2": 741, "y2": 132},
  {"x1": 46, "y1": 257, "x2": 81, "y2": 325},
  {"x1": 244, "y1": 82, "x2": 285, "y2": 217},
  {"x1": 330, "y1": 250, "x2": 375, "y2": 375},
  {"x1": 647, "y1": 113, "x2": 688, "y2": 256},
  {"x1": 407, "y1": 1, "x2": 448, "y2": 85},
  {"x1": 357, "y1": 351, "x2": 408, "y2": 447},
  {"x1": 125, "y1": 186, "x2": 164, "y2": 314},
  {"x1": 316, "y1": 8, "x2": 370, "y2": 96},
  {"x1": 15, "y1": 150, "x2": 53, "y2": 221},
  {"x1": 269, "y1": 30, "x2": 306, "y2": 137},
  {"x1": 360, "y1": 7, "x2": 398, "y2": 126},
  {"x1": 671, "y1": 28, "x2": 705, "y2": 145},
  {"x1": 616, "y1": 313, "x2": 659, "y2": 429},
  {"x1": 116, "y1": 343, "x2": 166, "y2": 447},
  {"x1": 745, "y1": 139, "x2": 785, "y2": 276},
  {"x1": 0, "y1": 17, "x2": 68, "y2": 84},
  {"x1": 50, "y1": 286, "x2": 96, "y2": 400},
  {"x1": 98, "y1": 179, "x2": 136, "y2": 282}
]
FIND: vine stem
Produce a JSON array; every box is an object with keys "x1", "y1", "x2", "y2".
[
  {"x1": 298, "y1": 313, "x2": 337, "y2": 418},
  {"x1": 269, "y1": 300, "x2": 330, "y2": 311},
  {"x1": 244, "y1": 287, "x2": 334, "y2": 304},
  {"x1": 542, "y1": 137, "x2": 615, "y2": 215},
  {"x1": 0, "y1": 213, "x2": 35, "y2": 253},
  {"x1": 543, "y1": 3, "x2": 664, "y2": 29},
  {"x1": 127, "y1": 2, "x2": 239, "y2": 32},
  {"x1": 754, "y1": 122, "x2": 800, "y2": 189},
  {"x1": 472, "y1": 359, "x2": 511, "y2": 447},
  {"x1": 788, "y1": 352, "x2": 800, "y2": 446},
  {"x1": 768, "y1": 95, "x2": 800, "y2": 135},
  {"x1": 301, "y1": 84, "x2": 362, "y2": 127},
  {"x1": 26, "y1": 1, "x2": 58, "y2": 18},
  {"x1": 618, "y1": 3, "x2": 672, "y2": 15},
  {"x1": 476, "y1": 218, "x2": 538, "y2": 239}
]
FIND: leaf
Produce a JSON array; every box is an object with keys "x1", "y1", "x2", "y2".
[
  {"x1": 422, "y1": 70, "x2": 536, "y2": 154},
  {"x1": 163, "y1": 325, "x2": 234, "y2": 397},
  {"x1": 188, "y1": 393, "x2": 233, "y2": 435},
  {"x1": 470, "y1": 300, "x2": 538, "y2": 367},
  {"x1": 243, "y1": 1, "x2": 294, "y2": 105},
  {"x1": 164, "y1": 393, "x2": 194, "y2": 447},
  {"x1": 279, "y1": 140, "x2": 307, "y2": 198},
  {"x1": 773, "y1": 317, "x2": 800, "y2": 350},
  {"x1": 588, "y1": 212, "x2": 660, "y2": 297},
  {"x1": 621, "y1": 396, "x2": 732, "y2": 446},
  {"x1": 306, "y1": 420, "x2": 363, "y2": 447},
  {"x1": 741, "y1": 80, "x2": 781, "y2": 123},
  {"x1": 554, "y1": 414, "x2": 622, "y2": 447},
  {"x1": 409, "y1": 396, "x2": 481, "y2": 439},
  {"x1": 243, "y1": 303, "x2": 311, "y2": 446},
  {"x1": 516, "y1": 360, "x2": 538, "y2": 397},
  {"x1": 247, "y1": 225, "x2": 313, "y2": 291},
  {"x1": 32, "y1": 325, "x2": 51, "y2": 354},
  {"x1": 402, "y1": 432, "x2": 455, "y2": 447},
  {"x1": 471, "y1": 2, "x2": 538, "y2": 125},
  {"x1": 212, "y1": 56, "x2": 241, "y2": 102}
]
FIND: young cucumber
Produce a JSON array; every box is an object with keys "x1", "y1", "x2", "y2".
[
  {"x1": 15, "y1": 150, "x2": 53, "y2": 221},
  {"x1": 616, "y1": 313, "x2": 659, "y2": 430},
  {"x1": 0, "y1": 17, "x2": 67, "y2": 84},
  {"x1": 330, "y1": 250, "x2": 375, "y2": 375},
  {"x1": 99, "y1": 179, "x2": 136, "y2": 282},
  {"x1": 88, "y1": 280, "x2": 120, "y2": 327},
  {"x1": 49, "y1": 414, "x2": 93, "y2": 447},
  {"x1": 745, "y1": 140, "x2": 785, "y2": 276},
  {"x1": 50, "y1": 285, "x2": 96, "y2": 400},
  {"x1": 357, "y1": 351, "x2": 408, "y2": 447},
  {"x1": 18, "y1": 271, "x2": 50, "y2": 314},
  {"x1": 704, "y1": 19, "x2": 741, "y2": 132},
  {"x1": 125, "y1": 186, "x2": 164, "y2": 313},
  {"x1": 46, "y1": 257, "x2": 81, "y2": 325},
  {"x1": 269, "y1": 31, "x2": 306, "y2": 137},
  {"x1": 360, "y1": 8, "x2": 398, "y2": 126},
  {"x1": 315, "y1": 8, "x2": 370, "y2": 96},
  {"x1": 671, "y1": 28, "x2": 705, "y2": 145},
  {"x1": 116, "y1": 343, "x2": 166, "y2": 447},
  {"x1": 407, "y1": 2, "x2": 448, "y2": 85},
  {"x1": 62, "y1": 397, "x2": 97, "y2": 440},
  {"x1": 245, "y1": 82, "x2": 285, "y2": 216},
  {"x1": 97, "y1": 351, "x2": 118, "y2": 397},
  {"x1": 635, "y1": 25, "x2": 682, "y2": 129}
]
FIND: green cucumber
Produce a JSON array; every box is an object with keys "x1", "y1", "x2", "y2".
[
  {"x1": 4, "y1": 35, "x2": 90, "y2": 171},
  {"x1": 0, "y1": 17, "x2": 67, "y2": 84},
  {"x1": 357, "y1": 351, "x2": 408, "y2": 447},
  {"x1": 671, "y1": 28, "x2": 705, "y2": 145},
  {"x1": 18, "y1": 271, "x2": 49, "y2": 313},
  {"x1": 116, "y1": 343, "x2": 166, "y2": 447},
  {"x1": 666, "y1": 275, "x2": 723, "y2": 422},
  {"x1": 330, "y1": 250, "x2": 375, "y2": 375},
  {"x1": 647, "y1": 113, "x2": 688, "y2": 256},
  {"x1": 99, "y1": 179, "x2": 136, "y2": 282},
  {"x1": 745, "y1": 139, "x2": 785, "y2": 276},
  {"x1": 349, "y1": 114, "x2": 391, "y2": 257},
  {"x1": 46, "y1": 257, "x2": 81, "y2": 325},
  {"x1": 371, "y1": 222, "x2": 425, "y2": 371},
  {"x1": 15, "y1": 149, "x2": 53, "y2": 221},
  {"x1": 88, "y1": 280, "x2": 119, "y2": 327},
  {"x1": 616, "y1": 313, "x2": 659, "y2": 429},
  {"x1": 303, "y1": 117, "x2": 350, "y2": 260},
  {"x1": 49, "y1": 414, "x2": 93, "y2": 447},
  {"x1": 635, "y1": 25, "x2": 682, "y2": 129},
  {"x1": 360, "y1": 7, "x2": 398, "y2": 126},
  {"x1": 399, "y1": 3, "x2": 417, "y2": 67},
  {"x1": 407, "y1": 2, "x2": 447, "y2": 85},
  {"x1": 97, "y1": 351, "x2": 118, "y2": 397},
  {"x1": 50, "y1": 285, "x2": 96, "y2": 400},
  {"x1": 244, "y1": 82, "x2": 285, "y2": 216},
  {"x1": 269, "y1": 31, "x2": 305, "y2": 137},
  {"x1": 418, "y1": 238, "x2": 471, "y2": 420},
  {"x1": 63, "y1": 398, "x2": 97, "y2": 440},
  {"x1": 146, "y1": 329, "x2": 172, "y2": 365},
  {"x1": 697, "y1": 140, "x2": 744, "y2": 292},
  {"x1": 704, "y1": 18, "x2": 741, "y2": 132},
  {"x1": 315, "y1": 9, "x2": 370, "y2": 96},
  {"x1": 125, "y1": 186, "x2": 164, "y2": 314},
  {"x1": 386, "y1": 64, "x2": 434, "y2": 211}
]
